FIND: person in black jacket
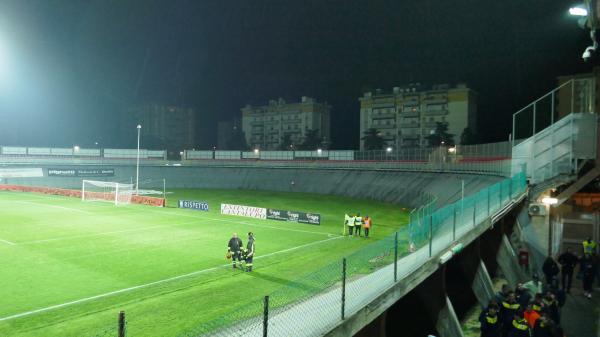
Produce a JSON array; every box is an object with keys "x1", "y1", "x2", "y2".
[
  {"x1": 581, "y1": 254, "x2": 595, "y2": 298},
  {"x1": 542, "y1": 256, "x2": 560, "y2": 286},
  {"x1": 508, "y1": 309, "x2": 530, "y2": 337},
  {"x1": 479, "y1": 301, "x2": 501, "y2": 337},
  {"x1": 558, "y1": 247, "x2": 578, "y2": 293},
  {"x1": 227, "y1": 233, "x2": 243, "y2": 269},
  {"x1": 245, "y1": 232, "x2": 255, "y2": 272},
  {"x1": 500, "y1": 292, "x2": 521, "y2": 337},
  {"x1": 532, "y1": 313, "x2": 555, "y2": 337}
]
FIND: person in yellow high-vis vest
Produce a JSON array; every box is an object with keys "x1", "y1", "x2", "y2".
[{"x1": 583, "y1": 237, "x2": 597, "y2": 256}]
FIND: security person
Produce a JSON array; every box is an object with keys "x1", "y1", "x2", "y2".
[
  {"x1": 508, "y1": 309, "x2": 530, "y2": 337},
  {"x1": 500, "y1": 292, "x2": 520, "y2": 337},
  {"x1": 479, "y1": 301, "x2": 501, "y2": 337},
  {"x1": 245, "y1": 232, "x2": 255, "y2": 272},
  {"x1": 227, "y1": 233, "x2": 243, "y2": 269},
  {"x1": 354, "y1": 213, "x2": 363, "y2": 237},
  {"x1": 348, "y1": 214, "x2": 356, "y2": 236},
  {"x1": 344, "y1": 213, "x2": 352, "y2": 236},
  {"x1": 583, "y1": 237, "x2": 597, "y2": 256},
  {"x1": 363, "y1": 215, "x2": 372, "y2": 238}
]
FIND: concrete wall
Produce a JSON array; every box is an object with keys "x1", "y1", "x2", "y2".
[{"x1": 2, "y1": 164, "x2": 501, "y2": 208}]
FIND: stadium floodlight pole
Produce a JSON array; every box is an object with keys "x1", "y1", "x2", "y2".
[{"x1": 136, "y1": 124, "x2": 142, "y2": 195}]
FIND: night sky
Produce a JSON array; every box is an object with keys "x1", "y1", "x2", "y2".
[{"x1": 0, "y1": 0, "x2": 594, "y2": 149}]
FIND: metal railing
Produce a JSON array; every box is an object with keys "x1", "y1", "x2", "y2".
[{"x1": 511, "y1": 78, "x2": 595, "y2": 146}]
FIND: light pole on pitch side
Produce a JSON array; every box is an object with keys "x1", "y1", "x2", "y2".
[{"x1": 136, "y1": 124, "x2": 141, "y2": 195}]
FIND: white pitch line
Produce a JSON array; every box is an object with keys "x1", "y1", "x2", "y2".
[
  {"x1": 14, "y1": 201, "x2": 92, "y2": 215},
  {"x1": 17, "y1": 219, "x2": 201, "y2": 245},
  {"x1": 0, "y1": 235, "x2": 343, "y2": 322},
  {"x1": 0, "y1": 239, "x2": 16, "y2": 246}
]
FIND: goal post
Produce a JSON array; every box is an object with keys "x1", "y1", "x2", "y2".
[{"x1": 81, "y1": 180, "x2": 134, "y2": 205}]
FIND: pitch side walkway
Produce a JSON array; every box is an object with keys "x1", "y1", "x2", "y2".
[
  {"x1": 560, "y1": 283, "x2": 600, "y2": 337},
  {"x1": 205, "y1": 197, "x2": 503, "y2": 337}
]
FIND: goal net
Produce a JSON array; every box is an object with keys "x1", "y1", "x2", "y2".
[{"x1": 81, "y1": 180, "x2": 134, "y2": 205}]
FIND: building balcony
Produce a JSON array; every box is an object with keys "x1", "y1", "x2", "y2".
[
  {"x1": 373, "y1": 124, "x2": 396, "y2": 129},
  {"x1": 282, "y1": 118, "x2": 302, "y2": 123},
  {"x1": 423, "y1": 109, "x2": 448, "y2": 116},
  {"x1": 398, "y1": 123, "x2": 420, "y2": 128},
  {"x1": 399, "y1": 111, "x2": 419, "y2": 117}
]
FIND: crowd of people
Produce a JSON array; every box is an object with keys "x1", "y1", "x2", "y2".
[
  {"x1": 343, "y1": 213, "x2": 372, "y2": 237},
  {"x1": 480, "y1": 237, "x2": 599, "y2": 337}
]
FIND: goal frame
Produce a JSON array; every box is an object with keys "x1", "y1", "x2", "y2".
[{"x1": 81, "y1": 180, "x2": 133, "y2": 205}]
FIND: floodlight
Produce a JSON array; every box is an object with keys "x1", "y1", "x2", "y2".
[
  {"x1": 73, "y1": 145, "x2": 80, "y2": 152},
  {"x1": 386, "y1": 147, "x2": 393, "y2": 153},
  {"x1": 448, "y1": 147, "x2": 456, "y2": 153},
  {"x1": 254, "y1": 148, "x2": 259, "y2": 154},
  {"x1": 569, "y1": 7, "x2": 588, "y2": 16},
  {"x1": 541, "y1": 197, "x2": 558, "y2": 205}
]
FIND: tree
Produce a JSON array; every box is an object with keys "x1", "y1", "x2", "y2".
[
  {"x1": 279, "y1": 134, "x2": 294, "y2": 150},
  {"x1": 226, "y1": 127, "x2": 248, "y2": 150},
  {"x1": 361, "y1": 128, "x2": 386, "y2": 150},
  {"x1": 425, "y1": 122, "x2": 454, "y2": 147},
  {"x1": 460, "y1": 127, "x2": 477, "y2": 145},
  {"x1": 299, "y1": 128, "x2": 322, "y2": 150}
]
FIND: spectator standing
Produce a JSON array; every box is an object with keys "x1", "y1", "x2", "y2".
[
  {"x1": 523, "y1": 273, "x2": 543, "y2": 298},
  {"x1": 581, "y1": 253, "x2": 595, "y2": 298},
  {"x1": 557, "y1": 247, "x2": 578, "y2": 293},
  {"x1": 542, "y1": 256, "x2": 560, "y2": 285}
]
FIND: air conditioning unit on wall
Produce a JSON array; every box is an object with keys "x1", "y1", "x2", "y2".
[{"x1": 529, "y1": 203, "x2": 547, "y2": 216}]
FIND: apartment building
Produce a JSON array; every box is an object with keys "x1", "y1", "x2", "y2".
[
  {"x1": 241, "y1": 97, "x2": 331, "y2": 150},
  {"x1": 359, "y1": 84, "x2": 477, "y2": 149}
]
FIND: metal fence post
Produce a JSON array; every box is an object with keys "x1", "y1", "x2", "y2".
[
  {"x1": 118, "y1": 311, "x2": 126, "y2": 337},
  {"x1": 499, "y1": 182, "x2": 503, "y2": 206},
  {"x1": 394, "y1": 232, "x2": 398, "y2": 282},
  {"x1": 428, "y1": 214, "x2": 433, "y2": 257},
  {"x1": 263, "y1": 296, "x2": 269, "y2": 337},
  {"x1": 452, "y1": 204, "x2": 456, "y2": 241},
  {"x1": 487, "y1": 188, "x2": 490, "y2": 217},
  {"x1": 341, "y1": 258, "x2": 347, "y2": 320},
  {"x1": 473, "y1": 201, "x2": 477, "y2": 227}
]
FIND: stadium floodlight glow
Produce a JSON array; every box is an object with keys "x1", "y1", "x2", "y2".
[
  {"x1": 136, "y1": 124, "x2": 142, "y2": 196},
  {"x1": 254, "y1": 148, "x2": 259, "y2": 154},
  {"x1": 569, "y1": 6, "x2": 588, "y2": 16},
  {"x1": 386, "y1": 147, "x2": 392, "y2": 153},
  {"x1": 541, "y1": 197, "x2": 558, "y2": 205},
  {"x1": 448, "y1": 147, "x2": 456, "y2": 153},
  {"x1": 317, "y1": 148, "x2": 322, "y2": 155},
  {"x1": 73, "y1": 145, "x2": 80, "y2": 152}
]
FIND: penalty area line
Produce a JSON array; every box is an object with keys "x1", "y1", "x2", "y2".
[{"x1": 0, "y1": 235, "x2": 343, "y2": 322}]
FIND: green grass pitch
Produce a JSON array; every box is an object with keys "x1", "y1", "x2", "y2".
[{"x1": 0, "y1": 189, "x2": 408, "y2": 337}]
